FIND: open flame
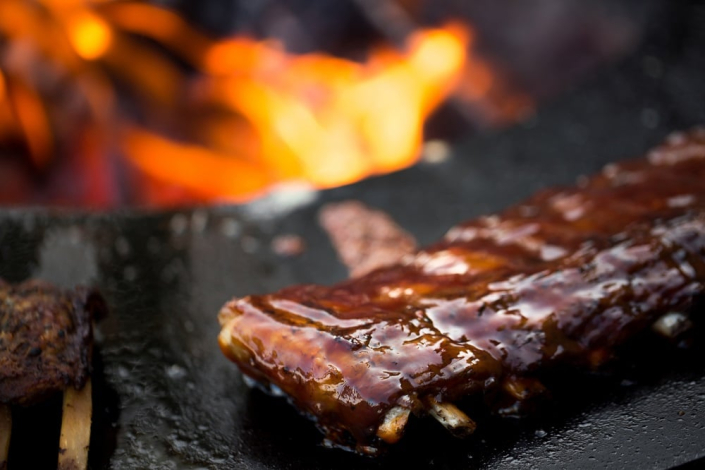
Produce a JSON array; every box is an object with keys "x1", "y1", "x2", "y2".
[
  {"x1": 0, "y1": 1, "x2": 531, "y2": 208},
  {"x1": 126, "y1": 25, "x2": 467, "y2": 195}
]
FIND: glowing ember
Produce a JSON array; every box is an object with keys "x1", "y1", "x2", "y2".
[
  {"x1": 67, "y1": 11, "x2": 113, "y2": 60},
  {"x1": 0, "y1": 0, "x2": 532, "y2": 208},
  {"x1": 9, "y1": 77, "x2": 54, "y2": 170}
]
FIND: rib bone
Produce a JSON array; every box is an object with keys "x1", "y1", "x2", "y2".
[
  {"x1": 376, "y1": 406, "x2": 411, "y2": 444},
  {"x1": 652, "y1": 312, "x2": 693, "y2": 339},
  {"x1": 58, "y1": 379, "x2": 92, "y2": 470},
  {"x1": 426, "y1": 397, "x2": 476, "y2": 437}
]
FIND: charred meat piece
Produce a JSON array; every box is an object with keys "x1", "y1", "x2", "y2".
[
  {"x1": 0, "y1": 279, "x2": 104, "y2": 469},
  {"x1": 0, "y1": 279, "x2": 105, "y2": 406},
  {"x1": 218, "y1": 129, "x2": 705, "y2": 454},
  {"x1": 319, "y1": 200, "x2": 418, "y2": 277}
]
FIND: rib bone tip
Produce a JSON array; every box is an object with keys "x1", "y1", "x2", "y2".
[
  {"x1": 652, "y1": 312, "x2": 692, "y2": 339},
  {"x1": 376, "y1": 406, "x2": 411, "y2": 444},
  {"x1": 426, "y1": 397, "x2": 476, "y2": 438}
]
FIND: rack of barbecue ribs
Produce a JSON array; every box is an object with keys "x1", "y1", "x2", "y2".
[
  {"x1": 218, "y1": 128, "x2": 705, "y2": 455},
  {"x1": 0, "y1": 279, "x2": 106, "y2": 469}
]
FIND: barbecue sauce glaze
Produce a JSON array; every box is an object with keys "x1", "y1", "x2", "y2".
[{"x1": 219, "y1": 129, "x2": 705, "y2": 454}]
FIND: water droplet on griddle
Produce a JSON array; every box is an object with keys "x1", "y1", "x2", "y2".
[
  {"x1": 115, "y1": 236, "x2": 131, "y2": 256},
  {"x1": 640, "y1": 108, "x2": 659, "y2": 129},
  {"x1": 421, "y1": 140, "x2": 451, "y2": 164},
  {"x1": 166, "y1": 364, "x2": 187, "y2": 380},
  {"x1": 147, "y1": 236, "x2": 161, "y2": 255},
  {"x1": 170, "y1": 213, "x2": 189, "y2": 236},
  {"x1": 220, "y1": 218, "x2": 241, "y2": 238},
  {"x1": 241, "y1": 235, "x2": 259, "y2": 253},
  {"x1": 123, "y1": 265, "x2": 137, "y2": 281},
  {"x1": 191, "y1": 210, "x2": 209, "y2": 233}
]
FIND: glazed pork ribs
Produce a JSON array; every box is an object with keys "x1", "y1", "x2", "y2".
[
  {"x1": 218, "y1": 129, "x2": 705, "y2": 454},
  {"x1": 0, "y1": 279, "x2": 106, "y2": 469}
]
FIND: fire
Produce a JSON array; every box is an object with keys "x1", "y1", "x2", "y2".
[
  {"x1": 0, "y1": 72, "x2": 6, "y2": 101},
  {"x1": 0, "y1": 1, "x2": 532, "y2": 207},
  {"x1": 123, "y1": 127, "x2": 271, "y2": 201},
  {"x1": 66, "y1": 11, "x2": 113, "y2": 61},
  {"x1": 183, "y1": 25, "x2": 467, "y2": 192}
]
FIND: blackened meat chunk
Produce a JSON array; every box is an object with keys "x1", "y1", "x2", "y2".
[{"x1": 0, "y1": 280, "x2": 106, "y2": 406}]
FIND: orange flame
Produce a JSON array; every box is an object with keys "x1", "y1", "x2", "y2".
[
  {"x1": 0, "y1": 0, "x2": 532, "y2": 207},
  {"x1": 124, "y1": 24, "x2": 469, "y2": 200},
  {"x1": 123, "y1": 127, "x2": 272, "y2": 202},
  {"x1": 8, "y1": 77, "x2": 54, "y2": 169},
  {"x1": 66, "y1": 11, "x2": 113, "y2": 60}
]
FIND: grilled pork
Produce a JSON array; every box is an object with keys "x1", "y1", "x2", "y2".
[
  {"x1": 0, "y1": 279, "x2": 105, "y2": 406},
  {"x1": 0, "y1": 279, "x2": 104, "y2": 469},
  {"x1": 319, "y1": 200, "x2": 418, "y2": 277},
  {"x1": 218, "y1": 129, "x2": 705, "y2": 454}
]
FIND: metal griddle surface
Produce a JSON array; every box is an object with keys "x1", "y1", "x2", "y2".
[{"x1": 3, "y1": 7, "x2": 705, "y2": 469}]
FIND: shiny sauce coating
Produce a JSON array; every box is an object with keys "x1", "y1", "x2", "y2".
[{"x1": 219, "y1": 129, "x2": 705, "y2": 454}]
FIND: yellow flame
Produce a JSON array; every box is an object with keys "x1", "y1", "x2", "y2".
[
  {"x1": 411, "y1": 28, "x2": 467, "y2": 89},
  {"x1": 67, "y1": 11, "x2": 112, "y2": 60},
  {"x1": 0, "y1": 0, "x2": 531, "y2": 206},
  {"x1": 195, "y1": 25, "x2": 469, "y2": 191}
]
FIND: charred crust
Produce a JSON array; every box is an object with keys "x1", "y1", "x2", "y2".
[{"x1": 0, "y1": 280, "x2": 106, "y2": 406}]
